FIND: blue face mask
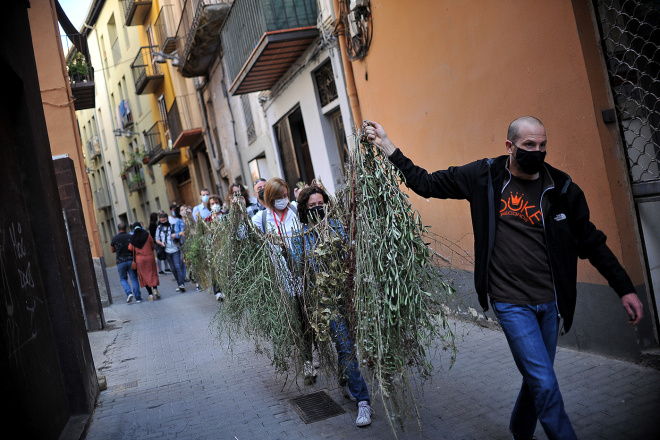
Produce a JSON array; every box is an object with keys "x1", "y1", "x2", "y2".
[{"x1": 201, "y1": 195, "x2": 209, "y2": 203}]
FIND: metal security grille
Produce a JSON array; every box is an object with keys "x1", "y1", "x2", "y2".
[{"x1": 592, "y1": 0, "x2": 660, "y2": 201}]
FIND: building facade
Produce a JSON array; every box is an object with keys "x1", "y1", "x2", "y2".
[{"x1": 338, "y1": 0, "x2": 659, "y2": 361}]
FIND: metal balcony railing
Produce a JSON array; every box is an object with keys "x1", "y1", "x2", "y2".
[
  {"x1": 130, "y1": 46, "x2": 164, "y2": 94},
  {"x1": 145, "y1": 121, "x2": 166, "y2": 159},
  {"x1": 221, "y1": 0, "x2": 318, "y2": 94},
  {"x1": 155, "y1": 4, "x2": 177, "y2": 54},
  {"x1": 67, "y1": 51, "x2": 95, "y2": 110},
  {"x1": 145, "y1": 121, "x2": 179, "y2": 164},
  {"x1": 176, "y1": 0, "x2": 233, "y2": 77},
  {"x1": 120, "y1": 0, "x2": 152, "y2": 26},
  {"x1": 167, "y1": 94, "x2": 202, "y2": 149},
  {"x1": 93, "y1": 187, "x2": 111, "y2": 209}
]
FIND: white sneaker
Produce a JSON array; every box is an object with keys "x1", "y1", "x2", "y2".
[
  {"x1": 356, "y1": 401, "x2": 373, "y2": 427},
  {"x1": 343, "y1": 385, "x2": 357, "y2": 402},
  {"x1": 303, "y1": 361, "x2": 317, "y2": 385},
  {"x1": 215, "y1": 291, "x2": 225, "y2": 301},
  {"x1": 126, "y1": 294, "x2": 134, "y2": 303}
]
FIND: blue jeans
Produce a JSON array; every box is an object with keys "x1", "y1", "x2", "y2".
[
  {"x1": 166, "y1": 249, "x2": 186, "y2": 286},
  {"x1": 117, "y1": 261, "x2": 141, "y2": 300},
  {"x1": 492, "y1": 300, "x2": 577, "y2": 440},
  {"x1": 329, "y1": 314, "x2": 370, "y2": 404}
]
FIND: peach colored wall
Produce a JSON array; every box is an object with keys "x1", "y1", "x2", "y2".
[
  {"x1": 29, "y1": 0, "x2": 103, "y2": 259},
  {"x1": 352, "y1": 0, "x2": 642, "y2": 285}
]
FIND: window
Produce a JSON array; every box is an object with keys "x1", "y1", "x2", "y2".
[
  {"x1": 314, "y1": 60, "x2": 338, "y2": 107},
  {"x1": 241, "y1": 94, "x2": 256, "y2": 144}
]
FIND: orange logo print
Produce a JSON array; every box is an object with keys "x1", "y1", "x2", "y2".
[{"x1": 500, "y1": 191, "x2": 542, "y2": 225}]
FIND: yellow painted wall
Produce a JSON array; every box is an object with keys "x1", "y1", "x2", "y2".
[
  {"x1": 351, "y1": 0, "x2": 644, "y2": 285},
  {"x1": 29, "y1": 0, "x2": 103, "y2": 259}
]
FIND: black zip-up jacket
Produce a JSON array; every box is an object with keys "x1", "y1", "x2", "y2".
[{"x1": 389, "y1": 149, "x2": 635, "y2": 332}]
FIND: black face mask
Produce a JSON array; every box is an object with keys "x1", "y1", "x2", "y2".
[
  {"x1": 514, "y1": 145, "x2": 546, "y2": 175},
  {"x1": 258, "y1": 188, "x2": 265, "y2": 201},
  {"x1": 308, "y1": 206, "x2": 325, "y2": 223}
]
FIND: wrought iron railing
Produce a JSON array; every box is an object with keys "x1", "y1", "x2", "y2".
[
  {"x1": 155, "y1": 4, "x2": 177, "y2": 53},
  {"x1": 221, "y1": 0, "x2": 318, "y2": 84},
  {"x1": 167, "y1": 94, "x2": 199, "y2": 143},
  {"x1": 176, "y1": 0, "x2": 233, "y2": 65},
  {"x1": 130, "y1": 46, "x2": 163, "y2": 93},
  {"x1": 145, "y1": 121, "x2": 167, "y2": 160},
  {"x1": 120, "y1": 0, "x2": 152, "y2": 25},
  {"x1": 593, "y1": 0, "x2": 660, "y2": 188}
]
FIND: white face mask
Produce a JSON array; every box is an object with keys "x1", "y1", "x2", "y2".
[
  {"x1": 274, "y1": 198, "x2": 289, "y2": 211},
  {"x1": 211, "y1": 204, "x2": 221, "y2": 213}
]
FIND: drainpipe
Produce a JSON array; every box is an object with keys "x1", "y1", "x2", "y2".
[{"x1": 332, "y1": 0, "x2": 362, "y2": 128}]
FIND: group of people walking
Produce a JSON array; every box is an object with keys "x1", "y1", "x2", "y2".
[{"x1": 110, "y1": 204, "x2": 190, "y2": 302}]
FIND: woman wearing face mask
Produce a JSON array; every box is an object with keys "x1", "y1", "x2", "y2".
[
  {"x1": 251, "y1": 177, "x2": 299, "y2": 240},
  {"x1": 291, "y1": 184, "x2": 373, "y2": 427},
  {"x1": 155, "y1": 212, "x2": 187, "y2": 292},
  {"x1": 206, "y1": 195, "x2": 223, "y2": 222}
]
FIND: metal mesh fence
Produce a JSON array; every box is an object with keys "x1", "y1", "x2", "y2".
[{"x1": 593, "y1": 0, "x2": 660, "y2": 185}]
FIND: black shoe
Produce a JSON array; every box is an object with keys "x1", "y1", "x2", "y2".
[
  {"x1": 178, "y1": 284, "x2": 186, "y2": 292},
  {"x1": 164, "y1": 269, "x2": 171, "y2": 273},
  {"x1": 158, "y1": 271, "x2": 165, "y2": 275}
]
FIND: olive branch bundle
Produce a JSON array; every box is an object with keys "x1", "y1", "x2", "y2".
[{"x1": 182, "y1": 138, "x2": 462, "y2": 435}]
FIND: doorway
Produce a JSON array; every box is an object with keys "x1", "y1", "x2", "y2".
[{"x1": 274, "y1": 106, "x2": 315, "y2": 194}]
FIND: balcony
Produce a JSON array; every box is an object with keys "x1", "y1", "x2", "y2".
[
  {"x1": 144, "y1": 121, "x2": 179, "y2": 165},
  {"x1": 176, "y1": 0, "x2": 233, "y2": 77},
  {"x1": 86, "y1": 137, "x2": 101, "y2": 160},
  {"x1": 155, "y1": 4, "x2": 177, "y2": 54},
  {"x1": 67, "y1": 52, "x2": 95, "y2": 110},
  {"x1": 93, "y1": 187, "x2": 111, "y2": 210},
  {"x1": 131, "y1": 46, "x2": 164, "y2": 94},
  {"x1": 120, "y1": 0, "x2": 152, "y2": 26},
  {"x1": 167, "y1": 94, "x2": 203, "y2": 150},
  {"x1": 221, "y1": 0, "x2": 318, "y2": 95}
]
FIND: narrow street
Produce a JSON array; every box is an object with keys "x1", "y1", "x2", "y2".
[{"x1": 85, "y1": 269, "x2": 660, "y2": 440}]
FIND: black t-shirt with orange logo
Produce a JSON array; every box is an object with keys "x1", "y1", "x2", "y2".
[{"x1": 488, "y1": 175, "x2": 555, "y2": 305}]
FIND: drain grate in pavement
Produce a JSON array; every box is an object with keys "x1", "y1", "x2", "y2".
[
  {"x1": 290, "y1": 390, "x2": 346, "y2": 424},
  {"x1": 114, "y1": 380, "x2": 138, "y2": 391}
]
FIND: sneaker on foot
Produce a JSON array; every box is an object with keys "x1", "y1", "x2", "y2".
[
  {"x1": 215, "y1": 291, "x2": 225, "y2": 302},
  {"x1": 175, "y1": 287, "x2": 181, "y2": 292},
  {"x1": 303, "y1": 361, "x2": 317, "y2": 385},
  {"x1": 343, "y1": 385, "x2": 357, "y2": 402},
  {"x1": 178, "y1": 285, "x2": 185, "y2": 292},
  {"x1": 164, "y1": 269, "x2": 171, "y2": 273},
  {"x1": 136, "y1": 299, "x2": 142, "y2": 303},
  {"x1": 154, "y1": 289, "x2": 161, "y2": 299},
  {"x1": 158, "y1": 271, "x2": 165, "y2": 275},
  {"x1": 148, "y1": 294, "x2": 154, "y2": 301},
  {"x1": 196, "y1": 284, "x2": 202, "y2": 292},
  {"x1": 126, "y1": 294, "x2": 134, "y2": 303},
  {"x1": 356, "y1": 401, "x2": 373, "y2": 427}
]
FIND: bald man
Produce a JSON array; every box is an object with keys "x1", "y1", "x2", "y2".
[{"x1": 364, "y1": 116, "x2": 643, "y2": 440}]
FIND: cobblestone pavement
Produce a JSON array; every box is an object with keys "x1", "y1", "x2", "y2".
[{"x1": 85, "y1": 268, "x2": 660, "y2": 440}]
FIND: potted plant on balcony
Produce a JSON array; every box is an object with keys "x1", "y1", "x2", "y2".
[
  {"x1": 67, "y1": 52, "x2": 89, "y2": 83},
  {"x1": 137, "y1": 148, "x2": 149, "y2": 164}
]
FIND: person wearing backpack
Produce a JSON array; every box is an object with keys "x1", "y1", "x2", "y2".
[{"x1": 155, "y1": 212, "x2": 187, "y2": 292}]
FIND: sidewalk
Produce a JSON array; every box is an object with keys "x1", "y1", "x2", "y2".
[{"x1": 85, "y1": 268, "x2": 660, "y2": 440}]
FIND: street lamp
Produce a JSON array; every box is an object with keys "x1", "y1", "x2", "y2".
[{"x1": 153, "y1": 50, "x2": 180, "y2": 67}]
